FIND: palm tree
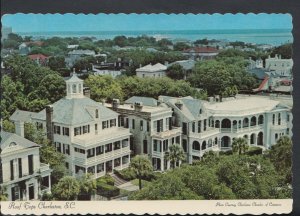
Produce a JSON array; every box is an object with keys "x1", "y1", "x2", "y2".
[
  {"x1": 129, "y1": 155, "x2": 153, "y2": 190},
  {"x1": 232, "y1": 137, "x2": 249, "y2": 155},
  {"x1": 164, "y1": 143, "x2": 185, "y2": 169}
]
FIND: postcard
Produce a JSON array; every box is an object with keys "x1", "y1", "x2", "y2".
[{"x1": 0, "y1": 13, "x2": 293, "y2": 215}]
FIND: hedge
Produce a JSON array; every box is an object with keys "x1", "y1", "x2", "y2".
[
  {"x1": 246, "y1": 146, "x2": 263, "y2": 156},
  {"x1": 96, "y1": 182, "x2": 120, "y2": 198}
]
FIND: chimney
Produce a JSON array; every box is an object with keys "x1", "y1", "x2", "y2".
[
  {"x1": 279, "y1": 54, "x2": 282, "y2": 59},
  {"x1": 134, "y1": 102, "x2": 143, "y2": 111},
  {"x1": 46, "y1": 105, "x2": 54, "y2": 142},
  {"x1": 112, "y1": 99, "x2": 120, "y2": 110},
  {"x1": 175, "y1": 100, "x2": 183, "y2": 110},
  {"x1": 275, "y1": 54, "x2": 278, "y2": 59},
  {"x1": 268, "y1": 55, "x2": 271, "y2": 59},
  {"x1": 15, "y1": 121, "x2": 24, "y2": 137},
  {"x1": 164, "y1": 61, "x2": 169, "y2": 66},
  {"x1": 83, "y1": 87, "x2": 91, "y2": 98}
]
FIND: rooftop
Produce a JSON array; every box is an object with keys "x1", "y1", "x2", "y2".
[
  {"x1": 168, "y1": 60, "x2": 196, "y2": 71},
  {"x1": 10, "y1": 110, "x2": 35, "y2": 122},
  {"x1": 206, "y1": 97, "x2": 280, "y2": 115},
  {"x1": 136, "y1": 63, "x2": 167, "y2": 72},
  {"x1": 32, "y1": 97, "x2": 118, "y2": 125},
  {"x1": 1, "y1": 131, "x2": 39, "y2": 153},
  {"x1": 68, "y1": 49, "x2": 96, "y2": 55},
  {"x1": 125, "y1": 96, "x2": 158, "y2": 107},
  {"x1": 28, "y1": 54, "x2": 49, "y2": 60},
  {"x1": 183, "y1": 47, "x2": 219, "y2": 53}
]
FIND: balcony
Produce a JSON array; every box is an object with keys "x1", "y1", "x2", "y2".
[
  {"x1": 151, "y1": 127, "x2": 181, "y2": 139},
  {"x1": 39, "y1": 163, "x2": 51, "y2": 173}
]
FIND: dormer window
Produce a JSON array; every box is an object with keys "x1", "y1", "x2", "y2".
[
  {"x1": 95, "y1": 109, "x2": 99, "y2": 118},
  {"x1": 9, "y1": 142, "x2": 17, "y2": 147},
  {"x1": 72, "y1": 84, "x2": 77, "y2": 93},
  {"x1": 199, "y1": 109, "x2": 202, "y2": 114}
]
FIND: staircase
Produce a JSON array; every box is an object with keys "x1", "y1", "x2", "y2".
[{"x1": 110, "y1": 173, "x2": 128, "y2": 186}]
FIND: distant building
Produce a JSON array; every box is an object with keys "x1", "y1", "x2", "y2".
[
  {"x1": 265, "y1": 54, "x2": 293, "y2": 77},
  {"x1": 167, "y1": 59, "x2": 196, "y2": 79},
  {"x1": 28, "y1": 54, "x2": 49, "y2": 66},
  {"x1": 136, "y1": 63, "x2": 167, "y2": 78},
  {"x1": 65, "y1": 49, "x2": 96, "y2": 67},
  {"x1": 67, "y1": 44, "x2": 79, "y2": 49},
  {"x1": 1, "y1": 26, "x2": 12, "y2": 41},
  {"x1": 18, "y1": 43, "x2": 31, "y2": 56},
  {"x1": 0, "y1": 131, "x2": 52, "y2": 201},
  {"x1": 182, "y1": 46, "x2": 219, "y2": 60},
  {"x1": 11, "y1": 73, "x2": 132, "y2": 179}
]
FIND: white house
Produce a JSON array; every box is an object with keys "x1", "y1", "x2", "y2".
[
  {"x1": 106, "y1": 97, "x2": 182, "y2": 171},
  {"x1": 136, "y1": 63, "x2": 167, "y2": 78},
  {"x1": 0, "y1": 131, "x2": 52, "y2": 201},
  {"x1": 10, "y1": 73, "x2": 132, "y2": 179},
  {"x1": 265, "y1": 54, "x2": 293, "y2": 77},
  {"x1": 65, "y1": 49, "x2": 96, "y2": 67},
  {"x1": 159, "y1": 95, "x2": 292, "y2": 163}
]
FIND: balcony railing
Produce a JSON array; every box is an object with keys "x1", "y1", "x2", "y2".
[
  {"x1": 39, "y1": 163, "x2": 51, "y2": 173},
  {"x1": 151, "y1": 127, "x2": 182, "y2": 139}
]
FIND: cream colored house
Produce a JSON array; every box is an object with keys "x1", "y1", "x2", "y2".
[
  {"x1": 136, "y1": 63, "x2": 167, "y2": 78},
  {"x1": 0, "y1": 131, "x2": 52, "y2": 201}
]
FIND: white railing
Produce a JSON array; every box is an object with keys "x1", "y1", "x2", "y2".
[{"x1": 151, "y1": 127, "x2": 182, "y2": 139}]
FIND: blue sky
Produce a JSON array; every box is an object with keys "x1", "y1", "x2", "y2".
[{"x1": 2, "y1": 13, "x2": 292, "y2": 32}]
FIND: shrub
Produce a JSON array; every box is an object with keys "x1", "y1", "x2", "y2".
[
  {"x1": 96, "y1": 182, "x2": 120, "y2": 199},
  {"x1": 97, "y1": 174, "x2": 115, "y2": 186},
  {"x1": 114, "y1": 168, "x2": 136, "y2": 181},
  {"x1": 246, "y1": 146, "x2": 263, "y2": 156}
]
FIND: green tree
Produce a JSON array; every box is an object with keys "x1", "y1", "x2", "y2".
[
  {"x1": 2, "y1": 120, "x2": 15, "y2": 133},
  {"x1": 85, "y1": 75, "x2": 124, "y2": 102},
  {"x1": 0, "y1": 185, "x2": 8, "y2": 201},
  {"x1": 232, "y1": 137, "x2": 249, "y2": 155},
  {"x1": 51, "y1": 164, "x2": 71, "y2": 185},
  {"x1": 166, "y1": 64, "x2": 185, "y2": 80},
  {"x1": 129, "y1": 155, "x2": 153, "y2": 190},
  {"x1": 173, "y1": 42, "x2": 190, "y2": 51},
  {"x1": 271, "y1": 43, "x2": 292, "y2": 59},
  {"x1": 77, "y1": 174, "x2": 97, "y2": 200},
  {"x1": 129, "y1": 173, "x2": 201, "y2": 200},
  {"x1": 269, "y1": 136, "x2": 292, "y2": 184},
  {"x1": 48, "y1": 56, "x2": 66, "y2": 71},
  {"x1": 113, "y1": 36, "x2": 128, "y2": 47},
  {"x1": 52, "y1": 176, "x2": 80, "y2": 200},
  {"x1": 164, "y1": 144, "x2": 185, "y2": 169}
]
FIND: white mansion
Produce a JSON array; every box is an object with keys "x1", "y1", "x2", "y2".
[
  {"x1": 0, "y1": 131, "x2": 52, "y2": 201},
  {"x1": 10, "y1": 73, "x2": 131, "y2": 179},
  {"x1": 8, "y1": 73, "x2": 293, "y2": 174}
]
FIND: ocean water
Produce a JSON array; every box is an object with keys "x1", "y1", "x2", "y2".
[{"x1": 17, "y1": 29, "x2": 293, "y2": 46}]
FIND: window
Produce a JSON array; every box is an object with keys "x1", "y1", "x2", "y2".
[
  {"x1": 140, "y1": 120, "x2": 144, "y2": 131},
  {"x1": 63, "y1": 127, "x2": 69, "y2": 136},
  {"x1": 182, "y1": 139, "x2": 187, "y2": 152},
  {"x1": 75, "y1": 166, "x2": 85, "y2": 174},
  {"x1": 18, "y1": 158, "x2": 22, "y2": 178},
  {"x1": 54, "y1": 125, "x2": 61, "y2": 135},
  {"x1": 278, "y1": 113, "x2": 281, "y2": 125},
  {"x1": 110, "y1": 119, "x2": 116, "y2": 127},
  {"x1": 143, "y1": 140, "x2": 148, "y2": 154},
  {"x1": 65, "y1": 162, "x2": 69, "y2": 169},
  {"x1": 28, "y1": 155, "x2": 34, "y2": 175},
  {"x1": 55, "y1": 142, "x2": 62, "y2": 152},
  {"x1": 74, "y1": 127, "x2": 81, "y2": 136},
  {"x1": 275, "y1": 133, "x2": 278, "y2": 140},
  {"x1": 96, "y1": 146, "x2": 104, "y2": 155},
  {"x1": 79, "y1": 84, "x2": 82, "y2": 93},
  {"x1": 132, "y1": 119, "x2": 135, "y2": 129},
  {"x1": 95, "y1": 124, "x2": 98, "y2": 134},
  {"x1": 272, "y1": 114, "x2": 275, "y2": 125},
  {"x1": 95, "y1": 109, "x2": 99, "y2": 118},
  {"x1": 75, "y1": 147, "x2": 85, "y2": 154},
  {"x1": 153, "y1": 140, "x2": 161, "y2": 152},
  {"x1": 156, "y1": 119, "x2": 163, "y2": 132},
  {"x1": 192, "y1": 122, "x2": 195, "y2": 133},
  {"x1": 102, "y1": 121, "x2": 108, "y2": 129},
  {"x1": 114, "y1": 141, "x2": 121, "y2": 150},
  {"x1": 147, "y1": 121, "x2": 150, "y2": 132},
  {"x1": 163, "y1": 140, "x2": 168, "y2": 152},
  {"x1": 87, "y1": 149, "x2": 95, "y2": 158},
  {"x1": 97, "y1": 163, "x2": 104, "y2": 173},
  {"x1": 72, "y1": 84, "x2": 77, "y2": 93},
  {"x1": 204, "y1": 120, "x2": 207, "y2": 131},
  {"x1": 182, "y1": 122, "x2": 187, "y2": 135},
  {"x1": 198, "y1": 121, "x2": 201, "y2": 133},
  {"x1": 105, "y1": 143, "x2": 112, "y2": 153},
  {"x1": 63, "y1": 144, "x2": 70, "y2": 155},
  {"x1": 10, "y1": 160, "x2": 14, "y2": 180},
  {"x1": 287, "y1": 128, "x2": 290, "y2": 135}
]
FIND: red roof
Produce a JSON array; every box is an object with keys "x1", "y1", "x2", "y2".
[
  {"x1": 183, "y1": 46, "x2": 219, "y2": 53},
  {"x1": 28, "y1": 54, "x2": 49, "y2": 61},
  {"x1": 257, "y1": 77, "x2": 269, "y2": 91}
]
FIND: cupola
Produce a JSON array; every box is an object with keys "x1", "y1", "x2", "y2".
[{"x1": 66, "y1": 69, "x2": 84, "y2": 99}]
